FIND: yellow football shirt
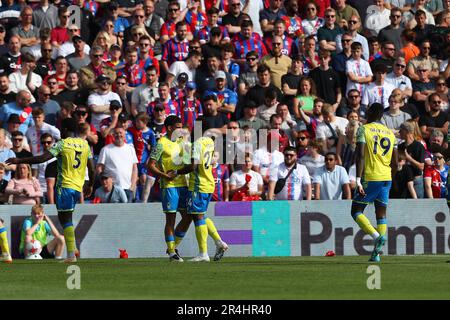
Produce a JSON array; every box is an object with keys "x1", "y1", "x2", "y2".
[
  {"x1": 150, "y1": 136, "x2": 188, "y2": 189},
  {"x1": 189, "y1": 137, "x2": 215, "y2": 194},
  {"x1": 49, "y1": 137, "x2": 92, "y2": 192},
  {"x1": 357, "y1": 122, "x2": 396, "y2": 181}
]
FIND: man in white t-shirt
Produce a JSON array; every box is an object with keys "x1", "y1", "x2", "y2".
[
  {"x1": 8, "y1": 52, "x2": 42, "y2": 104},
  {"x1": 97, "y1": 126, "x2": 138, "y2": 203},
  {"x1": 362, "y1": 63, "x2": 396, "y2": 108},
  {"x1": 345, "y1": 42, "x2": 373, "y2": 97},
  {"x1": 229, "y1": 154, "x2": 264, "y2": 199},
  {"x1": 313, "y1": 152, "x2": 351, "y2": 200},
  {"x1": 315, "y1": 103, "x2": 349, "y2": 154},
  {"x1": 364, "y1": 0, "x2": 391, "y2": 36},
  {"x1": 253, "y1": 133, "x2": 284, "y2": 186},
  {"x1": 385, "y1": 57, "x2": 413, "y2": 100},
  {"x1": 165, "y1": 51, "x2": 202, "y2": 87},
  {"x1": 87, "y1": 74, "x2": 122, "y2": 131},
  {"x1": 268, "y1": 146, "x2": 311, "y2": 201}
]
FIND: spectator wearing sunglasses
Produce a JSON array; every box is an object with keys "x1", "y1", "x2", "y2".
[
  {"x1": 50, "y1": 6, "x2": 71, "y2": 48},
  {"x1": 386, "y1": 57, "x2": 413, "y2": 100},
  {"x1": 334, "y1": 15, "x2": 369, "y2": 60},
  {"x1": 378, "y1": 7, "x2": 404, "y2": 51}
]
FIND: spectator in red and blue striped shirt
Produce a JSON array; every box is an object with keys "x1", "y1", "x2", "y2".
[
  {"x1": 147, "y1": 83, "x2": 180, "y2": 118},
  {"x1": 197, "y1": 7, "x2": 231, "y2": 44},
  {"x1": 160, "y1": 0, "x2": 192, "y2": 44},
  {"x1": 264, "y1": 19, "x2": 296, "y2": 56},
  {"x1": 185, "y1": 0, "x2": 208, "y2": 34},
  {"x1": 232, "y1": 20, "x2": 268, "y2": 66},
  {"x1": 137, "y1": 35, "x2": 159, "y2": 75},
  {"x1": 178, "y1": 81, "x2": 203, "y2": 131},
  {"x1": 161, "y1": 21, "x2": 190, "y2": 76},
  {"x1": 212, "y1": 151, "x2": 230, "y2": 201},
  {"x1": 116, "y1": 47, "x2": 147, "y2": 90}
]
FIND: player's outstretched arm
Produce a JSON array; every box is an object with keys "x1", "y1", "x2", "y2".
[{"x1": 6, "y1": 151, "x2": 54, "y2": 166}]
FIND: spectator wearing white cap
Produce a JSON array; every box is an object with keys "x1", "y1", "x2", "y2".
[{"x1": 204, "y1": 70, "x2": 238, "y2": 116}]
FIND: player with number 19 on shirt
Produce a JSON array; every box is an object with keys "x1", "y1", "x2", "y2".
[{"x1": 351, "y1": 103, "x2": 397, "y2": 263}]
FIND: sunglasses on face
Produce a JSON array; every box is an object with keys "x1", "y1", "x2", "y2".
[
  {"x1": 396, "y1": 64, "x2": 406, "y2": 68},
  {"x1": 93, "y1": 54, "x2": 103, "y2": 58},
  {"x1": 76, "y1": 111, "x2": 87, "y2": 116},
  {"x1": 41, "y1": 140, "x2": 53, "y2": 145},
  {"x1": 48, "y1": 82, "x2": 57, "y2": 85},
  {"x1": 297, "y1": 136, "x2": 307, "y2": 140},
  {"x1": 13, "y1": 138, "x2": 23, "y2": 142},
  {"x1": 247, "y1": 57, "x2": 256, "y2": 61},
  {"x1": 325, "y1": 158, "x2": 335, "y2": 162},
  {"x1": 168, "y1": 8, "x2": 178, "y2": 12},
  {"x1": 348, "y1": 20, "x2": 358, "y2": 24},
  {"x1": 326, "y1": 15, "x2": 335, "y2": 18}
]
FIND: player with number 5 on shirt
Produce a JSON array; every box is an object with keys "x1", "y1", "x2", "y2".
[
  {"x1": 6, "y1": 119, "x2": 95, "y2": 264},
  {"x1": 351, "y1": 103, "x2": 397, "y2": 263}
]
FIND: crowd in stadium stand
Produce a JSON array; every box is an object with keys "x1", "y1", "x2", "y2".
[{"x1": 0, "y1": 0, "x2": 448, "y2": 204}]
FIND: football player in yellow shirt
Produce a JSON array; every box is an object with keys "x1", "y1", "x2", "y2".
[
  {"x1": 148, "y1": 115, "x2": 192, "y2": 262},
  {"x1": 6, "y1": 120, "x2": 95, "y2": 263},
  {"x1": 176, "y1": 135, "x2": 228, "y2": 262},
  {"x1": 352, "y1": 102, "x2": 397, "y2": 262}
]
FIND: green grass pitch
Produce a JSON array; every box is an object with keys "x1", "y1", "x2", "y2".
[{"x1": 1, "y1": 256, "x2": 450, "y2": 300}]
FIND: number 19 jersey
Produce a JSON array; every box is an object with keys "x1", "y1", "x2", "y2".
[
  {"x1": 356, "y1": 122, "x2": 395, "y2": 182},
  {"x1": 49, "y1": 137, "x2": 92, "y2": 192},
  {"x1": 189, "y1": 137, "x2": 215, "y2": 194}
]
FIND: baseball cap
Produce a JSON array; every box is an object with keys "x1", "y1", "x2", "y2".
[
  {"x1": 72, "y1": 35, "x2": 83, "y2": 42},
  {"x1": 245, "y1": 51, "x2": 258, "y2": 59},
  {"x1": 177, "y1": 72, "x2": 189, "y2": 83},
  {"x1": 215, "y1": 70, "x2": 226, "y2": 80},
  {"x1": 186, "y1": 81, "x2": 196, "y2": 90},
  {"x1": 118, "y1": 112, "x2": 129, "y2": 122},
  {"x1": 101, "y1": 172, "x2": 112, "y2": 179},
  {"x1": 399, "y1": 122, "x2": 414, "y2": 133},
  {"x1": 7, "y1": 114, "x2": 21, "y2": 124},
  {"x1": 95, "y1": 74, "x2": 111, "y2": 83},
  {"x1": 109, "y1": 100, "x2": 122, "y2": 109}
]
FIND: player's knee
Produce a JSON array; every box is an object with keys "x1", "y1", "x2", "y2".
[{"x1": 57, "y1": 235, "x2": 65, "y2": 244}]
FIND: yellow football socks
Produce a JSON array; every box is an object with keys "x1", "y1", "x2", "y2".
[
  {"x1": 355, "y1": 213, "x2": 380, "y2": 240},
  {"x1": 194, "y1": 218, "x2": 208, "y2": 254},
  {"x1": 63, "y1": 223, "x2": 76, "y2": 257},
  {"x1": 377, "y1": 218, "x2": 387, "y2": 237},
  {"x1": 206, "y1": 218, "x2": 221, "y2": 242},
  {"x1": 166, "y1": 235, "x2": 176, "y2": 254},
  {"x1": 0, "y1": 227, "x2": 10, "y2": 256}
]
